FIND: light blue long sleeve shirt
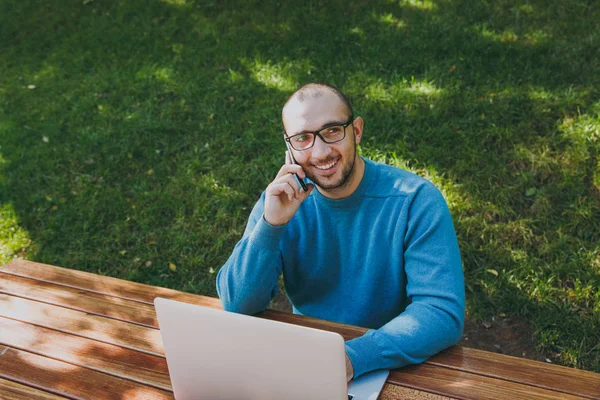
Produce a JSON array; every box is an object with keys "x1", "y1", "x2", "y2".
[{"x1": 216, "y1": 157, "x2": 465, "y2": 378}]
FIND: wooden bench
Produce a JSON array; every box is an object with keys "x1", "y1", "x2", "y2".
[{"x1": 0, "y1": 260, "x2": 598, "y2": 399}]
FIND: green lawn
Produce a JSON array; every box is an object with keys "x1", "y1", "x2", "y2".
[{"x1": 1, "y1": 0, "x2": 598, "y2": 371}]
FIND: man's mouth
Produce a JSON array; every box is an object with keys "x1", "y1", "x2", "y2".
[{"x1": 313, "y1": 157, "x2": 340, "y2": 171}]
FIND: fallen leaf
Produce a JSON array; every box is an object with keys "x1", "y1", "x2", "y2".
[
  {"x1": 27, "y1": 85, "x2": 36, "y2": 89},
  {"x1": 448, "y1": 65, "x2": 456, "y2": 73},
  {"x1": 486, "y1": 269, "x2": 499, "y2": 277},
  {"x1": 209, "y1": 267, "x2": 215, "y2": 274},
  {"x1": 169, "y1": 262, "x2": 177, "y2": 272},
  {"x1": 147, "y1": 169, "x2": 154, "y2": 175},
  {"x1": 42, "y1": 136, "x2": 49, "y2": 143},
  {"x1": 133, "y1": 257, "x2": 141, "y2": 263},
  {"x1": 51, "y1": 205, "x2": 58, "y2": 211},
  {"x1": 145, "y1": 260, "x2": 152, "y2": 267},
  {"x1": 482, "y1": 321, "x2": 492, "y2": 329},
  {"x1": 209, "y1": 113, "x2": 214, "y2": 120},
  {"x1": 525, "y1": 188, "x2": 537, "y2": 197},
  {"x1": 119, "y1": 250, "x2": 127, "y2": 255}
]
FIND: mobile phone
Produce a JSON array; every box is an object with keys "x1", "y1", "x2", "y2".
[{"x1": 285, "y1": 145, "x2": 308, "y2": 191}]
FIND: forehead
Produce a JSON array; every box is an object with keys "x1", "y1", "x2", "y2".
[{"x1": 283, "y1": 91, "x2": 348, "y2": 134}]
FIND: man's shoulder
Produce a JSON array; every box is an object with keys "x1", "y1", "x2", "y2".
[{"x1": 365, "y1": 158, "x2": 437, "y2": 199}]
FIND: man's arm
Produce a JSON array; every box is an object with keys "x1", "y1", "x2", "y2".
[
  {"x1": 345, "y1": 183, "x2": 465, "y2": 379},
  {"x1": 216, "y1": 156, "x2": 314, "y2": 315},
  {"x1": 216, "y1": 193, "x2": 285, "y2": 314}
]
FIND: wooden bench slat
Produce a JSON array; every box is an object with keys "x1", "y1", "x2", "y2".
[
  {"x1": 380, "y1": 385, "x2": 456, "y2": 400},
  {"x1": 0, "y1": 377, "x2": 69, "y2": 400},
  {"x1": 0, "y1": 272, "x2": 159, "y2": 328},
  {"x1": 429, "y1": 347, "x2": 600, "y2": 399},
  {"x1": 0, "y1": 294, "x2": 163, "y2": 356},
  {"x1": 0, "y1": 317, "x2": 171, "y2": 391},
  {"x1": 0, "y1": 346, "x2": 173, "y2": 400},
  {"x1": 392, "y1": 363, "x2": 589, "y2": 400},
  {"x1": 1, "y1": 260, "x2": 220, "y2": 307}
]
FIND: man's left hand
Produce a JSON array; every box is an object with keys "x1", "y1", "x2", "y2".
[{"x1": 345, "y1": 352, "x2": 354, "y2": 382}]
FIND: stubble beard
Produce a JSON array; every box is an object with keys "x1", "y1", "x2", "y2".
[{"x1": 305, "y1": 145, "x2": 357, "y2": 191}]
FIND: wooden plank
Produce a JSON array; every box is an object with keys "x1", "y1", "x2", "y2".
[
  {"x1": 0, "y1": 346, "x2": 173, "y2": 400},
  {"x1": 0, "y1": 317, "x2": 171, "y2": 391},
  {"x1": 0, "y1": 377, "x2": 69, "y2": 400},
  {"x1": 0, "y1": 272, "x2": 158, "y2": 328},
  {"x1": 380, "y1": 384, "x2": 456, "y2": 400},
  {"x1": 390, "y1": 363, "x2": 589, "y2": 400},
  {"x1": 0, "y1": 294, "x2": 163, "y2": 356},
  {"x1": 1, "y1": 260, "x2": 220, "y2": 308},
  {"x1": 429, "y1": 347, "x2": 600, "y2": 399}
]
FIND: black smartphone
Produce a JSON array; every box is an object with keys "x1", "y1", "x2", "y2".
[{"x1": 285, "y1": 145, "x2": 308, "y2": 191}]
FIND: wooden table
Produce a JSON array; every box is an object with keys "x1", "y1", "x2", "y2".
[{"x1": 0, "y1": 260, "x2": 598, "y2": 400}]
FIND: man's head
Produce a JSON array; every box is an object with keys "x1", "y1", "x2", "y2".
[{"x1": 282, "y1": 83, "x2": 364, "y2": 197}]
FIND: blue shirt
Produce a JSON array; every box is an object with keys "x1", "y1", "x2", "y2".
[{"x1": 217, "y1": 157, "x2": 465, "y2": 378}]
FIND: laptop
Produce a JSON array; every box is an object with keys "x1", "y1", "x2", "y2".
[{"x1": 154, "y1": 297, "x2": 389, "y2": 400}]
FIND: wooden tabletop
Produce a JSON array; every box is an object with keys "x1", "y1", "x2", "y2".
[{"x1": 0, "y1": 260, "x2": 598, "y2": 400}]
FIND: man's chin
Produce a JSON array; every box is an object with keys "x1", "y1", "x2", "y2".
[
  {"x1": 309, "y1": 168, "x2": 350, "y2": 190},
  {"x1": 313, "y1": 178, "x2": 344, "y2": 190}
]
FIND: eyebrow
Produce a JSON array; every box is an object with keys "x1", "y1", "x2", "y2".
[{"x1": 292, "y1": 120, "x2": 347, "y2": 136}]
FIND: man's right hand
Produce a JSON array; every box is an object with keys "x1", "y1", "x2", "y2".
[{"x1": 263, "y1": 151, "x2": 314, "y2": 226}]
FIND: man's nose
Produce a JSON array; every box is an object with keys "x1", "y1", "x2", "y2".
[{"x1": 311, "y1": 135, "x2": 332, "y2": 159}]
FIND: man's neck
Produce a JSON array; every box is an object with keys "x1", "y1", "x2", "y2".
[{"x1": 317, "y1": 156, "x2": 366, "y2": 200}]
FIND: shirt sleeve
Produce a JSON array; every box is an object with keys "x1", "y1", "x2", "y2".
[
  {"x1": 345, "y1": 182, "x2": 465, "y2": 378},
  {"x1": 216, "y1": 192, "x2": 287, "y2": 315}
]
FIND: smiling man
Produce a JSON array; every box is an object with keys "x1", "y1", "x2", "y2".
[{"x1": 216, "y1": 83, "x2": 465, "y2": 381}]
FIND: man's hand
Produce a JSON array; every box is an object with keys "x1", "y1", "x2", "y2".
[
  {"x1": 345, "y1": 352, "x2": 354, "y2": 382},
  {"x1": 263, "y1": 151, "x2": 314, "y2": 226}
]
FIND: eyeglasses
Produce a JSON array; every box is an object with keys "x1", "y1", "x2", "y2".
[{"x1": 284, "y1": 116, "x2": 355, "y2": 151}]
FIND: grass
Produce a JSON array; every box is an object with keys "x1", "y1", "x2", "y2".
[{"x1": 1, "y1": 0, "x2": 599, "y2": 371}]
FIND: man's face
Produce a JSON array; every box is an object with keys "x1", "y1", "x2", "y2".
[{"x1": 282, "y1": 91, "x2": 363, "y2": 191}]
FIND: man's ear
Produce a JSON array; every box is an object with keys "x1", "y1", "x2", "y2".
[{"x1": 353, "y1": 116, "x2": 364, "y2": 145}]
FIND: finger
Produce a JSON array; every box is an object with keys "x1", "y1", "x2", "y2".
[
  {"x1": 275, "y1": 163, "x2": 306, "y2": 180},
  {"x1": 268, "y1": 182, "x2": 296, "y2": 202},
  {"x1": 282, "y1": 175, "x2": 304, "y2": 198},
  {"x1": 272, "y1": 175, "x2": 302, "y2": 199}
]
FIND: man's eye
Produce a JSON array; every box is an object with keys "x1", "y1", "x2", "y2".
[
  {"x1": 327, "y1": 126, "x2": 342, "y2": 134},
  {"x1": 296, "y1": 135, "x2": 308, "y2": 142}
]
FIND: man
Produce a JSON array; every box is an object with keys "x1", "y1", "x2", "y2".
[{"x1": 217, "y1": 83, "x2": 465, "y2": 381}]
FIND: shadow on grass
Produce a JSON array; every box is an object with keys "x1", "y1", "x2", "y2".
[{"x1": 0, "y1": 0, "x2": 598, "y2": 370}]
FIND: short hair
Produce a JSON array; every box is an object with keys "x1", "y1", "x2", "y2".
[{"x1": 282, "y1": 82, "x2": 353, "y2": 121}]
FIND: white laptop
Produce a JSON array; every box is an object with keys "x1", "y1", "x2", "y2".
[{"x1": 154, "y1": 297, "x2": 389, "y2": 400}]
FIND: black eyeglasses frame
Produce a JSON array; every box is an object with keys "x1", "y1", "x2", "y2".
[{"x1": 283, "y1": 116, "x2": 355, "y2": 151}]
